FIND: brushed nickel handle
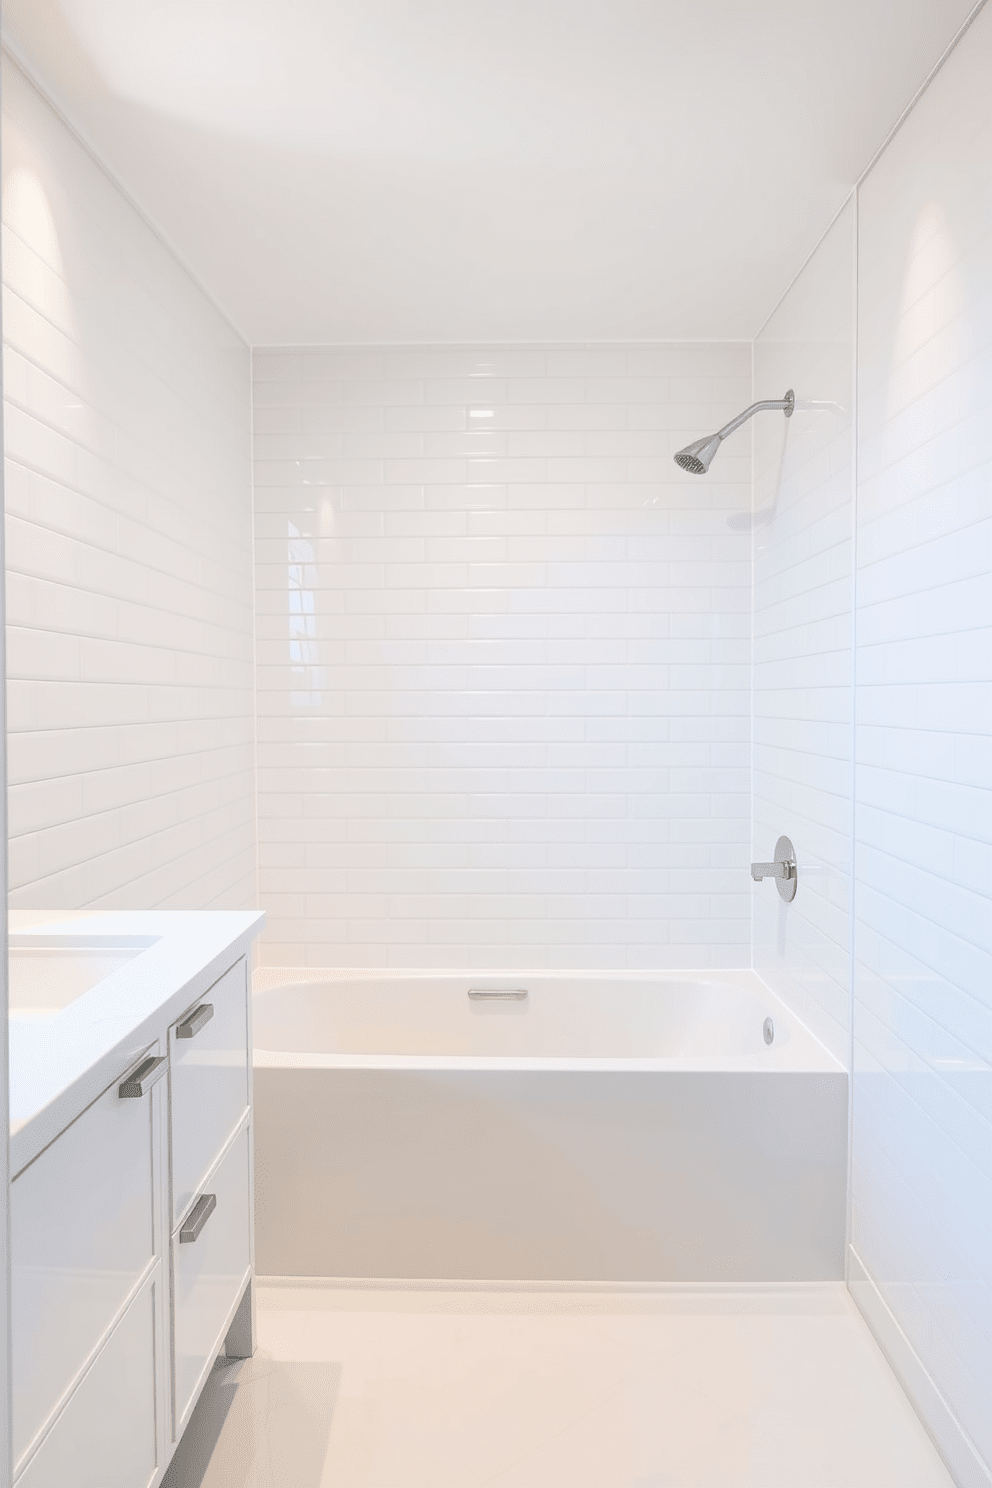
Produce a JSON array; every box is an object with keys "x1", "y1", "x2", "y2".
[
  {"x1": 176, "y1": 1003, "x2": 214, "y2": 1039},
  {"x1": 750, "y1": 835, "x2": 798, "y2": 902},
  {"x1": 180, "y1": 1193, "x2": 216, "y2": 1243},
  {"x1": 119, "y1": 1055, "x2": 168, "y2": 1098},
  {"x1": 468, "y1": 988, "x2": 528, "y2": 1001}
]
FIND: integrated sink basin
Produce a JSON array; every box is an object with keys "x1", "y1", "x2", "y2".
[{"x1": 8, "y1": 934, "x2": 159, "y2": 1018}]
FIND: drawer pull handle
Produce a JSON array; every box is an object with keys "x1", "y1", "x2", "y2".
[
  {"x1": 180, "y1": 1193, "x2": 216, "y2": 1243},
  {"x1": 468, "y1": 988, "x2": 528, "y2": 1001},
  {"x1": 119, "y1": 1055, "x2": 168, "y2": 1098},
  {"x1": 176, "y1": 1003, "x2": 214, "y2": 1039}
]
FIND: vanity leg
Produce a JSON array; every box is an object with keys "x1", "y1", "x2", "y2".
[{"x1": 224, "y1": 1277, "x2": 256, "y2": 1359}]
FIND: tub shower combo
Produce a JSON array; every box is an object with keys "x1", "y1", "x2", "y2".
[{"x1": 252, "y1": 391, "x2": 840, "y2": 1290}]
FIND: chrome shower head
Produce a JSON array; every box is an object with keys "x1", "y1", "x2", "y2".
[
  {"x1": 674, "y1": 389, "x2": 794, "y2": 475},
  {"x1": 674, "y1": 433, "x2": 722, "y2": 474}
]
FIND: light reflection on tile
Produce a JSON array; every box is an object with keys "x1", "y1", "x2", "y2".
[
  {"x1": 169, "y1": 1285, "x2": 954, "y2": 1488},
  {"x1": 163, "y1": 1355, "x2": 340, "y2": 1488},
  {"x1": 3, "y1": 60, "x2": 256, "y2": 915}
]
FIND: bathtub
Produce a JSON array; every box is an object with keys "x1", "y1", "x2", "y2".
[{"x1": 252, "y1": 969, "x2": 847, "y2": 1285}]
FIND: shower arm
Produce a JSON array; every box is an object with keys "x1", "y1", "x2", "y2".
[
  {"x1": 674, "y1": 388, "x2": 795, "y2": 474},
  {"x1": 714, "y1": 390, "x2": 794, "y2": 441}
]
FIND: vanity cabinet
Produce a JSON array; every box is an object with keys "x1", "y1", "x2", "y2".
[
  {"x1": 11, "y1": 950, "x2": 255, "y2": 1487},
  {"x1": 173, "y1": 1125, "x2": 251, "y2": 1432},
  {"x1": 168, "y1": 957, "x2": 253, "y2": 1438},
  {"x1": 17, "y1": 1281, "x2": 162, "y2": 1488},
  {"x1": 169, "y1": 957, "x2": 250, "y2": 1231}
]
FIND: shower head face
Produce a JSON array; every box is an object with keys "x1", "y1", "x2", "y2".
[{"x1": 674, "y1": 433, "x2": 721, "y2": 474}]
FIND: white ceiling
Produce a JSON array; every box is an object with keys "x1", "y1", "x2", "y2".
[{"x1": 0, "y1": 0, "x2": 978, "y2": 345}]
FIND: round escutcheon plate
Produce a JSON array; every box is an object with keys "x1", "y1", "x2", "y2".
[{"x1": 775, "y1": 835, "x2": 797, "y2": 902}]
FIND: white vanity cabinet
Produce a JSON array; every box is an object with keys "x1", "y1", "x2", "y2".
[
  {"x1": 173, "y1": 1126, "x2": 252, "y2": 1431},
  {"x1": 10, "y1": 940, "x2": 257, "y2": 1488},
  {"x1": 168, "y1": 956, "x2": 253, "y2": 1438},
  {"x1": 169, "y1": 957, "x2": 250, "y2": 1230},
  {"x1": 11, "y1": 1046, "x2": 169, "y2": 1486},
  {"x1": 17, "y1": 1281, "x2": 162, "y2": 1488}
]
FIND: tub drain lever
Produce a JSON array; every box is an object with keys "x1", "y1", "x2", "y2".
[{"x1": 750, "y1": 836, "x2": 797, "y2": 902}]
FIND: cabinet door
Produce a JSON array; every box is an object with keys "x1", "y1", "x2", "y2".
[
  {"x1": 11, "y1": 1059, "x2": 162, "y2": 1473},
  {"x1": 170, "y1": 957, "x2": 249, "y2": 1229},
  {"x1": 172, "y1": 1124, "x2": 251, "y2": 1435},
  {"x1": 15, "y1": 1273, "x2": 160, "y2": 1488}
]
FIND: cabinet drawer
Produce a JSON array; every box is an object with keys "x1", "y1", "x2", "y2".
[
  {"x1": 170, "y1": 957, "x2": 249, "y2": 1229},
  {"x1": 16, "y1": 1272, "x2": 159, "y2": 1488},
  {"x1": 12, "y1": 1060, "x2": 161, "y2": 1472},
  {"x1": 172, "y1": 1124, "x2": 251, "y2": 1434}
]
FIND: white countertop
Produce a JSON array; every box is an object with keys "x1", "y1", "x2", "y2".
[{"x1": 8, "y1": 909, "x2": 265, "y2": 1176}]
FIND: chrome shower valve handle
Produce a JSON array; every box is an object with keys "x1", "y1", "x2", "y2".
[{"x1": 751, "y1": 836, "x2": 797, "y2": 902}]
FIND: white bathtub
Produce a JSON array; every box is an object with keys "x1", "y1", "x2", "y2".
[{"x1": 252, "y1": 969, "x2": 847, "y2": 1284}]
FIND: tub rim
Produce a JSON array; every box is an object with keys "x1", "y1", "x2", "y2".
[{"x1": 250, "y1": 966, "x2": 845, "y2": 1076}]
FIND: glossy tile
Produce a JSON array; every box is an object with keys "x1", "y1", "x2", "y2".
[
  {"x1": 752, "y1": 197, "x2": 856, "y2": 1069},
  {"x1": 2, "y1": 58, "x2": 255, "y2": 913},
  {"x1": 253, "y1": 344, "x2": 753, "y2": 968},
  {"x1": 853, "y1": 2, "x2": 992, "y2": 1477}
]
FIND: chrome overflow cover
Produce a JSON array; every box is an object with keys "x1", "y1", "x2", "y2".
[{"x1": 763, "y1": 1017, "x2": 775, "y2": 1046}]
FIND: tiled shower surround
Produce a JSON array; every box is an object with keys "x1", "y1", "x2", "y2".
[
  {"x1": 851, "y1": 16, "x2": 992, "y2": 1483},
  {"x1": 1, "y1": 60, "x2": 255, "y2": 910},
  {"x1": 748, "y1": 13, "x2": 992, "y2": 1481},
  {"x1": 752, "y1": 201, "x2": 856, "y2": 1069},
  {"x1": 253, "y1": 345, "x2": 753, "y2": 968}
]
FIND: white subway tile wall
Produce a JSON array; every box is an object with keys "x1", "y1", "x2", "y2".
[
  {"x1": 854, "y1": 6, "x2": 992, "y2": 1478},
  {"x1": 2, "y1": 60, "x2": 256, "y2": 910},
  {"x1": 253, "y1": 344, "x2": 752, "y2": 967},
  {"x1": 752, "y1": 200, "x2": 856, "y2": 1068}
]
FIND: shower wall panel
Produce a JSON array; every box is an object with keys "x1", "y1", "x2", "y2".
[
  {"x1": 853, "y1": 7, "x2": 992, "y2": 1482},
  {"x1": 252, "y1": 343, "x2": 751, "y2": 967},
  {"x1": 752, "y1": 201, "x2": 856, "y2": 1068},
  {"x1": 1, "y1": 60, "x2": 256, "y2": 909}
]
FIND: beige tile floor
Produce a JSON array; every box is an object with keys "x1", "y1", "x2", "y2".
[{"x1": 163, "y1": 1284, "x2": 954, "y2": 1488}]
